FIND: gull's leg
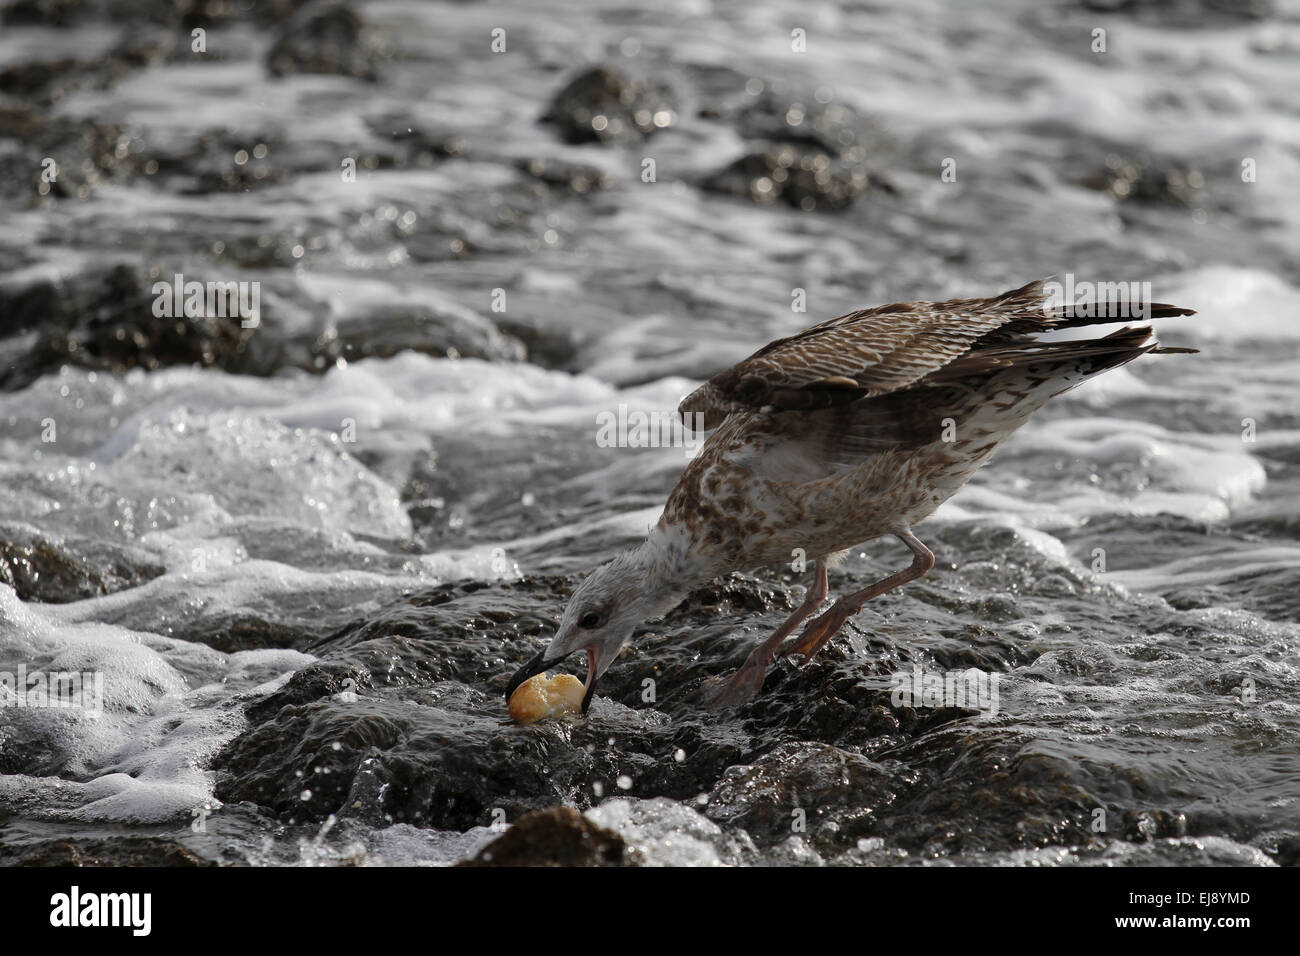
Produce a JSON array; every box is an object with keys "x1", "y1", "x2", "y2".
[
  {"x1": 699, "y1": 558, "x2": 829, "y2": 710},
  {"x1": 786, "y1": 530, "x2": 934, "y2": 659}
]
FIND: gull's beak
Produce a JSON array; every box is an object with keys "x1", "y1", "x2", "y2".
[
  {"x1": 581, "y1": 644, "x2": 601, "y2": 715},
  {"x1": 504, "y1": 644, "x2": 602, "y2": 715},
  {"x1": 504, "y1": 647, "x2": 563, "y2": 700}
]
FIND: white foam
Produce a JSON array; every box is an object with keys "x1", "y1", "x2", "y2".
[
  {"x1": 585, "y1": 797, "x2": 752, "y2": 866},
  {"x1": 0, "y1": 585, "x2": 311, "y2": 823},
  {"x1": 1166, "y1": 267, "x2": 1300, "y2": 342}
]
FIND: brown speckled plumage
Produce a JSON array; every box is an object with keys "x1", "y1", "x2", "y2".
[{"x1": 665, "y1": 279, "x2": 1194, "y2": 582}]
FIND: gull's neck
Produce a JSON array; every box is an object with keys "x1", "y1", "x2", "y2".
[{"x1": 612, "y1": 521, "x2": 713, "y2": 619}]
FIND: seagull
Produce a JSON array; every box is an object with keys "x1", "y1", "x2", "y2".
[{"x1": 505, "y1": 279, "x2": 1195, "y2": 712}]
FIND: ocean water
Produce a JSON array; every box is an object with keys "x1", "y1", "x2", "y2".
[{"x1": 0, "y1": 0, "x2": 1297, "y2": 866}]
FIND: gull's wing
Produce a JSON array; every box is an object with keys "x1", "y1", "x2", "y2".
[
  {"x1": 677, "y1": 280, "x2": 1050, "y2": 429},
  {"x1": 678, "y1": 279, "x2": 1195, "y2": 430}
]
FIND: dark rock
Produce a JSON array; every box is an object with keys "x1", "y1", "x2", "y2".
[
  {"x1": 0, "y1": 836, "x2": 215, "y2": 867},
  {"x1": 542, "y1": 65, "x2": 677, "y2": 145},
  {"x1": 154, "y1": 131, "x2": 291, "y2": 194},
  {"x1": 210, "y1": 568, "x2": 1205, "y2": 861},
  {"x1": 705, "y1": 742, "x2": 916, "y2": 850},
  {"x1": 0, "y1": 27, "x2": 175, "y2": 108},
  {"x1": 0, "y1": 523, "x2": 164, "y2": 603},
  {"x1": 317, "y1": 301, "x2": 526, "y2": 364},
  {"x1": 701, "y1": 143, "x2": 871, "y2": 212},
  {"x1": 0, "y1": 101, "x2": 42, "y2": 141},
  {"x1": 733, "y1": 89, "x2": 884, "y2": 162},
  {"x1": 214, "y1": 574, "x2": 922, "y2": 834},
  {"x1": 1, "y1": 0, "x2": 315, "y2": 28},
  {"x1": 0, "y1": 57, "x2": 85, "y2": 101},
  {"x1": 872, "y1": 732, "x2": 1106, "y2": 855},
  {"x1": 266, "y1": 1, "x2": 382, "y2": 81},
  {"x1": 180, "y1": 614, "x2": 320, "y2": 655},
  {"x1": 364, "y1": 113, "x2": 466, "y2": 168},
  {"x1": 0, "y1": 259, "x2": 523, "y2": 391},
  {"x1": 244, "y1": 662, "x2": 366, "y2": 725},
  {"x1": 491, "y1": 316, "x2": 584, "y2": 371},
  {"x1": 514, "y1": 156, "x2": 612, "y2": 196},
  {"x1": 458, "y1": 807, "x2": 628, "y2": 867},
  {"x1": 0, "y1": 263, "x2": 257, "y2": 391},
  {"x1": 1274, "y1": 836, "x2": 1300, "y2": 867},
  {"x1": 0, "y1": 112, "x2": 164, "y2": 204},
  {"x1": 1077, "y1": 151, "x2": 1206, "y2": 206},
  {"x1": 0, "y1": 0, "x2": 82, "y2": 26},
  {"x1": 1124, "y1": 808, "x2": 1188, "y2": 842},
  {"x1": 215, "y1": 688, "x2": 674, "y2": 830}
]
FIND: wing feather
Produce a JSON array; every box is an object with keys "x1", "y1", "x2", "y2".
[{"x1": 679, "y1": 279, "x2": 1050, "y2": 428}]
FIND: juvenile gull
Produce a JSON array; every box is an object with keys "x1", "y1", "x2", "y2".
[{"x1": 506, "y1": 279, "x2": 1195, "y2": 711}]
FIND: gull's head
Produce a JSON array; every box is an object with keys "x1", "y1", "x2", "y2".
[{"x1": 505, "y1": 550, "x2": 667, "y2": 714}]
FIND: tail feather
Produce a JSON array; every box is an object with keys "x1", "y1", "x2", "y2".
[
  {"x1": 1043, "y1": 301, "x2": 1197, "y2": 327},
  {"x1": 927, "y1": 324, "x2": 1169, "y2": 382}
]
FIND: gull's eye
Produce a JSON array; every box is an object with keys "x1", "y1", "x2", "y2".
[{"x1": 578, "y1": 611, "x2": 602, "y2": 629}]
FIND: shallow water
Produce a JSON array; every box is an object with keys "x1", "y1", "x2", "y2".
[{"x1": 0, "y1": 0, "x2": 1298, "y2": 866}]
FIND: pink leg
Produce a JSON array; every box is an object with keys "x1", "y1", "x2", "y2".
[
  {"x1": 699, "y1": 558, "x2": 829, "y2": 710},
  {"x1": 786, "y1": 530, "x2": 934, "y2": 659}
]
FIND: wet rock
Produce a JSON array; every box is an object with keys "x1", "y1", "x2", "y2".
[
  {"x1": 696, "y1": 82, "x2": 891, "y2": 212},
  {"x1": 0, "y1": 26, "x2": 176, "y2": 108},
  {"x1": 1124, "y1": 808, "x2": 1188, "y2": 842},
  {"x1": 491, "y1": 316, "x2": 584, "y2": 371},
  {"x1": 215, "y1": 687, "x2": 677, "y2": 830},
  {"x1": 457, "y1": 807, "x2": 628, "y2": 867},
  {"x1": 872, "y1": 731, "x2": 1104, "y2": 855},
  {"x1": 0, "y1": 56, "x2": 85, "y2": 101},
  {"x1": 211, "y1": 568, "x2": 1193, "y2": 861},
  {"x1": 243, "y1": 661, "x2": 364, "y2": 725},
  {"x1": 0, "y1": 0, "x2": 82, "y2": 26},
  {"x1": 266, "y1": 1, "x2": 382, "y2": 81},
  {"x1": 213, "y1": 577, "x2": 737, "y2": 828},
  {"x1": 180, "y1": 614, "x2": 319, "y2": 655},
  {"x1": 0, "y1": 263, "x2": 256, "y2": 391},
  {"x1": 316, "y1": 301, "x2": 526, "y2": 364},
  {"x1": 1, "y1": 0, "x2": 315, "y2": 28},
  {"x1": 0, "y1": 836, "x2": 215, "y2": 867},
  {"x1": 704, "y1": 742, "x2": 916, "y2": 850},
  {"x1": 0, "y1": 100, "x2": 41, "y2": 142},
  {"x1": 1274, "y1": 836, "x2": 1300, "y2": 867},
  {"x1": 542, "y1": 65, "x2": 677, "y2": 145},
  {"x1": 152, "y1": 131, "x2": 291, "y2": 194},
  {"x1": 24, "y1": 121, "x2": 153, "y2": 201},
  {"x1": 363, "y1": 113, "x2": 466, "y2": 168},
  {"x1": 1077, "y1": 150, "x2": 1206, "y2": 206},
  {"x1": 0, "y1": 112, "x2": 289, "y2": 206},
  {"x1": 701, "y1": 143, "x2": 871, "y2": 212},
  {"x1": 733, "y1": 89, "x2": 885, "y2": 162},
  {"x1": 514, "y1": 156, "x2": 612, "y2": 196},
  {"x1": 213, "y1": 573, "x2": 895, "y2": 836},
  {"x1": 0, "y1": 523, "x2": 164, "y2": 603}
]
